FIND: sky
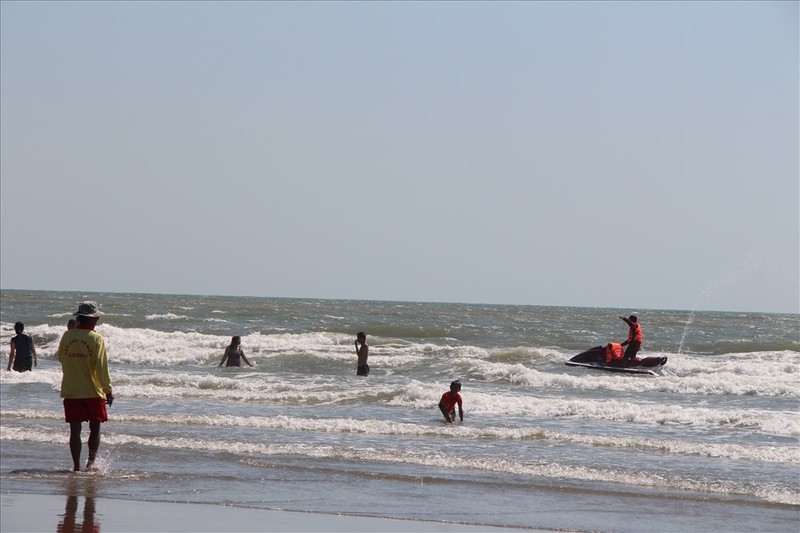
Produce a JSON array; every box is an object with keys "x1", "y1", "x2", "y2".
[{"x1": 1, "y1": 1, "x2": 798, "y2": 314}]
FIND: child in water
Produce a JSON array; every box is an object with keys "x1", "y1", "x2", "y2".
[{"x1": 438, "y1": 380, "x2": 463, "y2": 423}]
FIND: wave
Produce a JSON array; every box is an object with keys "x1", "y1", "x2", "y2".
[
  {"x1": 2, "y1": 425, "x2": 797, "y2": 506},
  {"x1": 708, "y1": 339, "x2": 800, "y2": 355},
  {"x1": 145, "y1": 313, "x2": 190, "y2": 321},
  {"x1": 4, "y1": 370, "x2": 799, "y2": 436},
  {"x1": 4, "y1": 358, "x2": 799, "y2": 432},
  {"x1": 11, "y1": 324, "x2": 798, "y2": 397},
  {"x1": 4, "y1": 409, "x2": 796, "y2": 464}
]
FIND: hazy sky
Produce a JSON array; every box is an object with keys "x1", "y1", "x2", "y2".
[{"x1": 1, "y1": 1, "x2": 798, "y2": 313}]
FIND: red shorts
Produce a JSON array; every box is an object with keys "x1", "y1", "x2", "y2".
[{"x1": 63, "y1": 398, "x2": 108, "y2": 423}]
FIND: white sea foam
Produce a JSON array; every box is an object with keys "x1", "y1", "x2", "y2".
[
  {"x1": 145, "y1": 313, "x2": 189, "y2": 320},
  {"x1": 12, "y1": 325, "x2": 797, "y2": 399},
  {"x1": 3, "y1": 425, "x2": 797, "y2": 505},
  {"x1": 3, "y1": 364, "x2": 798, "y2": 436},
  {"x1": 4, "y1": 402, "x2": 798, "y2": 463}
]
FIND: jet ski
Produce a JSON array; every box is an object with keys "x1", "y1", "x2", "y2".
[{"x1": 566, "y1": 344, "x2": 668, "y2": 376}]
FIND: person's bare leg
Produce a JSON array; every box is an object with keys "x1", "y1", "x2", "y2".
[
  {"x1": 69, "y1": 422, "x2": 83, "y2": 471},
  {"x1": 439, "y1": 404, "x2": 453, "y2": 422},
  {"x1": 86, "y1": 421, "x2": 101, "y2": 471}
]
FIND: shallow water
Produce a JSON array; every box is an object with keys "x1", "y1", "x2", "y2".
[{"x1": 1, "y1": 290, "x2": 798, "y2": 531}]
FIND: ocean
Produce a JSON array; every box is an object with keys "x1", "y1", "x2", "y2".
[{"x1": 1, "y1": 289, "x2": 798, "y2": 532}]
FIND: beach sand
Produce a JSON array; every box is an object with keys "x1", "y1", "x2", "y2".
[{"x1": 0, "y1": 492, "x2": 543, "y2": 532}]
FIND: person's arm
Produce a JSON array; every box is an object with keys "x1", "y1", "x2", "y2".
[
  {"x1": 57, "y1": 334, "x2": 66, "y2": 364},
  {"x1": 457, "y1": 397, "x2": 464, "y2": 422},
  {"x1": 619, "y1": 316, "x2": 632, "y2": 345},
  {"x1": 218, "y1": 347, "x2": 229, "y2": 367},
  {"x1": 31, "y1": 337, "x2": 38, "y2": 368},
  {"x1": 240, "y1": 351, "x2": 254, "y2": 367},
  {"x1": 7, "y1": 338, "x2": 15, "y2": 371},
  {"x1": 95, "y1": 337, "x2": 113, "y2": 404}
]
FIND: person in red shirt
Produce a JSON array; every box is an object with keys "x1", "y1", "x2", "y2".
[
  {"x1": 438, "y1": 380, "x2": 463, "y2": 423},
  {"x1": 619, "y1": 315, "x2": 643, "y2": 360}
]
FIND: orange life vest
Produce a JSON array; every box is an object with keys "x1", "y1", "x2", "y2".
[
  {"x1": 627, "y1": 323, "x2": 643, "y2": 343},
  {"x1": 605, "y1": 343, "x2": 625, "y2": 364}
]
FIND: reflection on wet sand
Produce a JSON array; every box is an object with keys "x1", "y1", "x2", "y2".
[{"x1": 57, "y1": 475, "x2": 100, "y2": 533}]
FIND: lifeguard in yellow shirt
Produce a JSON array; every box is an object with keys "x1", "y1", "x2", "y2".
[{"x1": 58, "y1": 301, "x2": 114, "y2": 472}]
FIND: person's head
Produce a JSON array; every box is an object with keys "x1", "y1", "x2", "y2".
[
  {"x1": 67, "y1": 319, "x2": 76, "y2": 330},
  {"x1": 14, "y1": 321, "x2": 24, "y2": 333},
  {"x1": 356, "y1": 332, "x2": 366, "y2": 343},
  {"x1": 450, "y1": 380, "x2": 462, "y2": 393},
  {"x1": 73, "y1": 301, "x2": 102, "y2": 327},
  {"x1": 75, "y1": 315, "x2": 99, "y2": 327},
  {"x1": 629, "y1": 315, "x2": 638, "y2": 323},
  {"x1": 231, "y1": 336, "x2": 241, "y2": 346}
]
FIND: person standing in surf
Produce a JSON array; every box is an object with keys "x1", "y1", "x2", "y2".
[
  {"x1": 439, "y1": 380, "x2": 463, "y2": 423},
  {"x1": 7, "y1": 321, "x2": 38, "y2": 372},
  {"x1": 57, "y1": 301, "x2": 114, "y2": 472},
  {"x1": 218, "y1": 336, "x2": 253, "y2": 367},
  {"x1": 355, "y1": 332, "x2": 369, "y2": 376},
  {"x1": 619, "y1": 315, "x2": 643, "y2": 359}
]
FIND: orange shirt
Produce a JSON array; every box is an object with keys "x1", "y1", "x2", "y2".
[{"x1": 439, "y1": 391, "x2": 463, "y2": 414}]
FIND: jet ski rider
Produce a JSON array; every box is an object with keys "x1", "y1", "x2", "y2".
[{"x1": 619, "y1": 315, "x2": 643, "y2": 360}]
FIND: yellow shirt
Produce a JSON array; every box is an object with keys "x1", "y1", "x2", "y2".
[{"x1": 57, "y1": 328, "x2": 112, "y2": 399}]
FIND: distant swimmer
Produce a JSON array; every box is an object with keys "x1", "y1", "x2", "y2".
[
  {"x1": 8, "y1": 321, "x2": 38, "y2": 372},
  {"x1": 355, "y1": 332, "x2": 369, "y2": 376},
  {"x1": 57, "y1": 301, "x2": 114, "y2": 472},
  {"x1": 438, "y1": 380, "x2": 463, "y2": 423},
  {"x1": 218, "y1": 336, "x2": 253, "y2": 367},
  {"x1": 619, "y1": 315, "x2": 643, "y2": 359}
]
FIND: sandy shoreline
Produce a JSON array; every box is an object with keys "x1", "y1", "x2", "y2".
[{"x1": 0, "y1": 492, "x2": 545, "y2": 532}]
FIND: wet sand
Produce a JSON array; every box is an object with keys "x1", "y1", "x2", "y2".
[{"x1": 0, "y1": 492, "x2": 546, "y2": 532}]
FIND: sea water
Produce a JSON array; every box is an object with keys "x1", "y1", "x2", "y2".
[{"x1": 1, "y1": 290, "x2": 798, "y2": 531}]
